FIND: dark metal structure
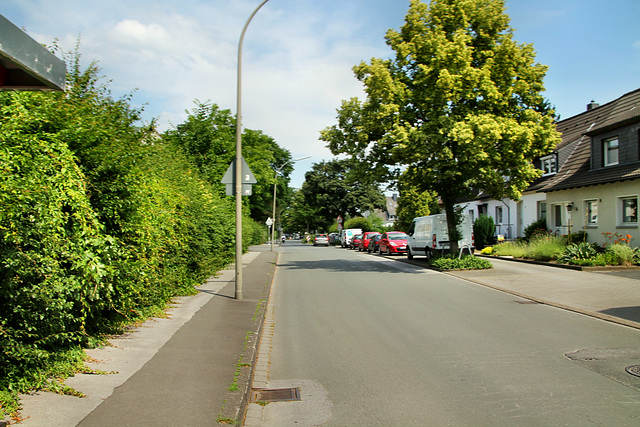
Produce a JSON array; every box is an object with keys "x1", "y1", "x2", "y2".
[{"x1": 0, "y1": 14, "x2": 65, "y2": 91}]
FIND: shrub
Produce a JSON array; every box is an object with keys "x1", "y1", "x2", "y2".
[
  {"x1": 493, "y1": 241, "x2": 527, "y2": 258},
  {"x1": 430, "y1": 255, "x2": 492, "y2": 270},
  {"x1": 473, "y1": 215, "x2": 495, "y2": 249},
  {"x1": 558, "y1": 242, "x2": 598, "y2": 264},
  {"x1": 523, "y1": 218, "x2": 548, "y2": 241},
  {"x1": 606, "y1": 243, "x2": 635, "y2": 266},
  {"x1": 568, "y1": 257, "x2": 605, "y2": 266},
  {"x1": 480, "y1": 246, "x2": 493, "y2": 255},
  {"x1": 566, "y1": 231, "x2": 588, "y2": 244},
  {"x1": 344, "y1": 217, "x2": 372, "y2": 232},
  {"x1": 524, "y1": 234, "x2": 565, "y2": 261}
]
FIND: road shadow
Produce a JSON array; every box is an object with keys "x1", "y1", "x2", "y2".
[
  {"x1": 277, "y1": 257, "x2": 424, "y2": 274},
  {"x1": 599, "y1": 306, "x2": 640, "y2": 324}
]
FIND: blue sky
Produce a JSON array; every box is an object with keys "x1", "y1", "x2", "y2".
[{"x1": 3, "y1": 0, "x2": 639, "y2": 189}]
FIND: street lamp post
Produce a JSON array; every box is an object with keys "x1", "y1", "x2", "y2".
[
  {"x1": 234, "y1": 0, "x2": 269, "y2": 300},
  {"x1": 271, "y1": 156, "x2": 311, "y2": 251}
]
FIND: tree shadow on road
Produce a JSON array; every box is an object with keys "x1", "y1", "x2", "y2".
[
  {"x1": 599, "y1": 306, "x2": 640, "y2": 324},
  {"x1": 276, "y1": 258, "x2": 425, "y2": 274}
]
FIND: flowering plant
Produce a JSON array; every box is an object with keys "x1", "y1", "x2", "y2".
[{"x1": 602, "y1": 232, "x2": 633, "y2": 246}]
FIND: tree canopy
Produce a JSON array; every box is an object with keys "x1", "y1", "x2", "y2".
[
  {"x1": 300, "y1": 159, "x2": 386, "y2": 231},
  {"x1": 321, "y1": 0, "x2": 561, "y2": 252},
  {"x1": 163, "y1": 101, "x2": 294, "y2": 222}
]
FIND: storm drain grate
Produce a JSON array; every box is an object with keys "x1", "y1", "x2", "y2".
[
  {"x1": 626, "y1": 365, "x2": 640, "y2": 378},
  {"x1": 252, "y1": 387, "x2": 301, "y2": 402}
]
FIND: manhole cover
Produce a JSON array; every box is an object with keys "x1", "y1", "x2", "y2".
[
  {"x1": 252, "y1": 387, "x2": 301, "y2": 402},
  {"x1": 626, "y1": 365, "x2": 640, "y2": 377}
]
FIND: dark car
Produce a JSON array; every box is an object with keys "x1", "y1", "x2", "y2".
[
  {"x1": 367, "y1": 234, "x2": 383, "y2": 253},
  {"x1": 378, "y1": 231, "x2": 409, "y2": 255},
  {"x1": 328, "y1": 232, "x2": 340, "y2": 245},
  {"x1": 358, "y1": 231, "x2": 381, "y2": 252},
  {"x1": 350, "y1": 234, "x2": 363, "y2": 249}
]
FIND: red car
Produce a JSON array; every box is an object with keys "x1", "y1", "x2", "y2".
[
  {"x1": 350, "y1": 234, "x2": 363, "y2": 249},
  {"x1": 378, "y1": 231, "x2": 409, "y2": 255},
  {"x1": 358, "y1": 231, "x2": 381, "y2": 252}
]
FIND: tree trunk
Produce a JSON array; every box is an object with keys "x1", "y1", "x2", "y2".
[{"x1": 443, "y1": 198, "x2": 460, "y2": 256}]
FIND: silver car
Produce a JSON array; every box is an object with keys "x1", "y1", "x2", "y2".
[{"x1": 313, "y1": 234, "x2": 329, "y2": 246}]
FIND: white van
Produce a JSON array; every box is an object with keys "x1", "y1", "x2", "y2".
[
  {"x1": 340, "y1": 228, "x2": 362, "y2": 248},
  {"x1": 406, "y1": 214, "x2": 474, "y2": 259}
]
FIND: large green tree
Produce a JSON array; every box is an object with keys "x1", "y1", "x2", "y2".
[
  {"x1": 321, "y1": 0, "x2": 560, "y2": 252},
  {"x1": 163, "y1": 102, "x2": 293, "y2": 222},
  {"x1": 396, "y1": 172, "x2": 441, "y2": 231},
  {"x1": 301, "y1": 159, "x2": 386, "y2": 230}
]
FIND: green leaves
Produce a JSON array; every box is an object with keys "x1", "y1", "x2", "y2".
[
  {"x1": 0, "y1": 49, "x2": 273, "y2": 414},
  {"x1": 322, "y1": 0, "x2": 561, "y2": 253}
]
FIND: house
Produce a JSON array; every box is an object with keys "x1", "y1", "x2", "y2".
[
  {"x1": 367, "y1": 194, "x2": 399, "y2": 227},
  {"x1": 460, "y1": 88, "x2": 640, "y2": 246}
]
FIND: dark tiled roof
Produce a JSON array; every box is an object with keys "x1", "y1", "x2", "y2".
[{"x1": 540, "y1": 88, "x2": 640, "y2": 192}]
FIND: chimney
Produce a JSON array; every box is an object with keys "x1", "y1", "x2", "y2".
[{"x1": 587, "y1": 100, "x2": 600, "y2": 111}]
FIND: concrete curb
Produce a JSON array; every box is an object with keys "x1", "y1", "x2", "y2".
[{"x1": 242, "y1": 252, "x2": 279, "y2": 426}]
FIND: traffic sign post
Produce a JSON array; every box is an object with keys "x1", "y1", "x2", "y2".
[
  {"x1": 221, "y1": 157, "x2": 257, "y2": 196},
  {"x1": 221, "y1": 157, "x2": 258, "y2": 300}
]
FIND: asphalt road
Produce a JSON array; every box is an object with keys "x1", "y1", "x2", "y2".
[{"x1": 261, "y1": 241, "x2": 640, "y2": 426}]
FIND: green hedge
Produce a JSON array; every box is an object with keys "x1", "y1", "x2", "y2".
[{"x1": 0, "y1": 61, "x2": 266, "y2": 417}]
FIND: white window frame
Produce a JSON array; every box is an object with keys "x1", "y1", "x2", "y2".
[
  {"x1": 537, "y1": 201, "x2": 547, "y2": 220},
  {"x1": 540, "y1": 155, "x2": 557, "y2": 176},
  {"x1": 553, "y1": 204, "x2": 564, "y2": 228},
  {"x1": 495, "y1": 206, "x2": 503, "y2": 224},
  {"x1": 604, "y1": 137, "x2": 619, "y2": 167},
  {"x1": 584, "y1": 199, "x2": 598, "y2": 226},
  {"x1": 618, "y1": 195, "x2": 638, "y2": 227}
]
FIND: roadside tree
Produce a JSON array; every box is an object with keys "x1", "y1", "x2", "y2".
[
  {"x1": 321, "y1": 0, "x2": 561, "y2": 253},
  {"x1": 163, "y1": 101, "x2": 293, "y2": 222},
  {"x1": 301, "y1": 159, "x2": 385, "y2": 229}
]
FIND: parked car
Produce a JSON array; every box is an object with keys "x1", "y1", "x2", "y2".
[
  {"x1": 313, "y1": 234, "x2": 329, "y2": 246},
  {"x1": 367, "y1": 234, "x2": 383, "y2": 253},
  {"x1": 350, "y1": 234, "x2": 363, "y2": 249},
  {"x1": 378, "y1": 231, "x2": 409, "y2": 255},
  {"x1": 328, "y1": 232, "x2": 340, "y2": 245},
  {"x1": 358, "y1": 231, "x2": 381, "y2": 252},
  {"x1": 340, "y1": 228, "x2": 362, "y2": 248},
  {"x1": 406, "y1": 213, "x2": 474, "y2": 259}
]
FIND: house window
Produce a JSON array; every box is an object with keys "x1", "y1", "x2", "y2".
[
  {"x1": 554, "y1": 204, "x2": 563, "y2": 227},
  {"x1": 478, "y1": 204, "x2": 488, "y2": 216},
  {"x1": 537, "y1": 201, "x2": 547, "y2": 220},
  {"x1": 619, "y1": 196, "x2": 638, "y2": 226},
  {"x1": 540, "y1": 155, "x2": 557, "y2": 176},
  {"x1": 584, "y1": 199, "x2": 598, "y2": 226},
  {"x1": 468, "y1": 210, "x2": 475, "y2": 223},
  {"x1": 495, "y1": 206, "x2": 503, "y2": 224},
  {"x1": 603, "y1": 137, "x2": 619, "y2": 166}
]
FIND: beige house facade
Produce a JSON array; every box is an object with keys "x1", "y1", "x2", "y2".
[{"x1": 458, "y1": 88, "x2": 640, "y2": 247}]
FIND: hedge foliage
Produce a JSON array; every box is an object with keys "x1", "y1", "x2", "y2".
[{"x1": 0, "y1": 54, "x2": 278, "y2": 417}]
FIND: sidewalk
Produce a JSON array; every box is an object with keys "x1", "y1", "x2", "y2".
[
  {"x1": 444, "y1": 257, "x2": 640, "y2": 330},
  {"x1": 15, "y1": 245, "x2": 277, "y2": 427}
]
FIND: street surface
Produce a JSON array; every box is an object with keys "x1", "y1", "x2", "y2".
[{"x1": 260, "y1": 241, "x2": 640, "y2": 426}]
